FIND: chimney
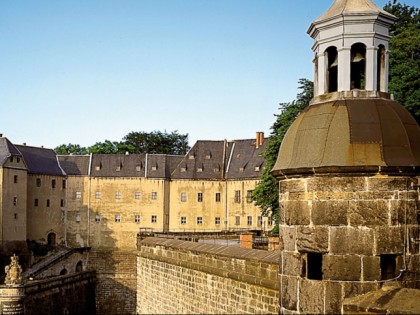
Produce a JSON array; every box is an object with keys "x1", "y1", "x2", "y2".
[
  {"x1": 256, "y1": 132, "x2": 264, "y2": 149},
  {"x1": 23, "y1": 143, "x2": 26, "y2": 146}
]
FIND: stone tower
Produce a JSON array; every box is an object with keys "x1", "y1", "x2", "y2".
[{"x1": 272, "y1": 0, "x2": 420, "y2": 314}]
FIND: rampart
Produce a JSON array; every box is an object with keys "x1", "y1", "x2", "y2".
[{"x1": 137, "y1": 237, "x2": 280, "y2": 314}]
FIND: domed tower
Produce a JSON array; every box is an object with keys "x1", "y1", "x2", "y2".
[{"x1": 272, "y1": 0, "x2": 420, "y2": 314}]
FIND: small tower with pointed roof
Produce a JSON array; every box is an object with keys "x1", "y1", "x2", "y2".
[{"x1": 272, "y1": 0, "x2": 420, "y2": 314}]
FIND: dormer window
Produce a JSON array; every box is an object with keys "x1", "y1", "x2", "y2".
[
  {"x1": 205, "y1": 151, "x2": 212, "y2": 160},
  {"x1": 189, "y1": 152, "x2": 195, "y2": 160},
  {"x1": 95, "y1": 163, "x2": 102, "y2": 171},
  {"x1": 255, "y1": 166, "x2": 261, "y2": 172},
  {"x1": 151, "y1": 165, "x2": 157, "y2": 171},
  {"x1": 136, "y1": 164, "x2": 142, "y2": 172}
]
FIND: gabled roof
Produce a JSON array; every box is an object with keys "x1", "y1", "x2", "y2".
[
  {"x1": 90, "y1": 154, "x2": 147, "y2": 177},
  {"x1": 15, "y1": 145, "x2": 66, "y2": 176},
  {"x1": 226, "y1": 139, "x2": 267, "y2": 179},
  {"x1": 58, "y1": 155, "x2": 91, "y2": 176},
  {"x1": 0, "y1": 137, "x2": 23, "y2": 166}
]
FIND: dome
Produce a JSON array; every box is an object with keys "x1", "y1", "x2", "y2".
[{"x1": 272, "y1": 93, "x2": 420, "y2": 178}]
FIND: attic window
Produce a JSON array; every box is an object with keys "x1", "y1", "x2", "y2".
[
  {"x1": 255, "y1": 166, "x2": 261, "y2": 172},
  {"x1": 205, "y1": 151, "x2": 212, "y2": 160},
  {"x1": 239, "y1": 167, "x2": 244, "y2": 172},
  {"x1": 189, "y1": 153, "x2": 195, "y2": 160},
  {"x1": 136, "y1": 164, "x2": 142, "y2": 172},
  {"x1": 96, "y1": 163, "x2": 101, "y2": 171},
  {"x1": 236, "y1": 154, "x2": 240, "y2": 158},
  {"x1": 116, "y1": 163, "x2": 122, "y2": 171},
  {"x1": 151, "y1": 165, "x2": 157, "y2": 171},
  {"x1": 197, "y1": 167, "x2": 203, "y2": 172}
]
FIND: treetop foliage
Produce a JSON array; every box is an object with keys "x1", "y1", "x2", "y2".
[{"x1": 54, "y1": 130, "x2": 190, "y2": 156}]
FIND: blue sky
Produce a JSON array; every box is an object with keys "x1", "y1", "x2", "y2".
[{"x1": 0, "y1": 0, "x2": 416, "y2": 148}]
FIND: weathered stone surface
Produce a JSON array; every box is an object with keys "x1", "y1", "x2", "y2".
[
  {"x1": 408, "y1": 227, "x2": 420, "y2": 254},
  {"x1": 343, "y1": 282, "x2": 380, "y2": 300},
  {"x1": 280, "y1": 226, "x2": 297, "y2": 252},
  {"x1": 368, "y1": 177, "x2": 416, "y2": 192},
  {"x1": 299, "y1": 279, "x2": 324, "y2": 314},
  {"x1": 330, "y1": 227, "x2": 374, "y2": 255},
  {"x1": 325, "y1": 281, "x2": 343, "y2": 314},
  {"x1": 323, "y1": 255, "x2": 361, "y2": 281},
  {"x1": 279, "y1": 275, "x2": 298, "y2": 311},
  {"x1": 280, "y1": 179, "x2": 306, "y2": 193},
  {"x1": 390, "y1": 200, "x2": 418, "y2": 225},
  {"x1": 281, "y1": 251, "x2": 303, "y2": 276},
  {"x1": 374, "y1": 226, "x2": 404, "y2": 254},
  {"x1": 283, "y1": 201, "x2": 310, "y2": 225},
  {"x1": 312, "y1": 200, "x2": 348, "y2": 226},
  {"x1": 348, "y1": 200, "x2": 389, "y2": 226},
  {"x1": 362, "y1": 256, "x2": 381, "y2": 281},
  {"x1": 296, "y1": 226, "x2": 329, "y2": 253},
  {"x1": 307, "y1": 177, "x2": 366, "y2": 193}
]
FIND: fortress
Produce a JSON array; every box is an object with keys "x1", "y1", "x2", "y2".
[{"x1": 0, "y1": 0, "x2": 419, "y2": 314}]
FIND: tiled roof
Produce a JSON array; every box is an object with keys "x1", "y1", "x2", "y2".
[
  {"x1": 58, "y1": 155, "x2": 91, "y2": 176},
  {"x1": 226, "y1": 139, "x2": 267, "y2": 179},
  {"x1": 0, "y1": 137, "x2": 23, "y2": 166},
  {"x1": 15, "y1": 145, "x2": 66, "y2": 176},
  {"x1": 90, "y1": 154, "x2": 147, "y2": 177}
]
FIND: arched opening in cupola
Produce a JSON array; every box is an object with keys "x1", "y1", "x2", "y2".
[
  {"x1": 325, "y1": 46, "x2": 338, "y2": 93},
  {"x1": 377, "y1": 45, "x2": 386, "y2": 91},
  {"x1": 351, "y1": 43, "x2": 366, "y2": 90}
]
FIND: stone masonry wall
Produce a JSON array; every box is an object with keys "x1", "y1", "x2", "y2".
[
  {"x1": 278, "y1": 175, "x2": 420, "y2": 314},
  {"x1": 137, "y1": 237, "x2": 280, "y2": 314}
]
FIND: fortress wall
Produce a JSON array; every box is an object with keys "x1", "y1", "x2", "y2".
[{"x1": 137, "y1": 237, "x2": 280, "y2": 314}]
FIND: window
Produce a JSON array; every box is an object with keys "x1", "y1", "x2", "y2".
[
  {"x1": 62, "y1": 180, "x2": 66, "y2": 189},
  {"x1": 60, "y1": 199, "x2": 65, "y2": 207},
  {"x1": 135, "y1": 215, "x2": 141, "y2": 223},
  {"x1": 95, "y1": 191, "x2": 101, "y2": 199},
  {"x1": 95, "y1": 214, "x2": 101, "y2": 223},
  {"x1": 181, "y1": 216, "x2": 187, "y2": 225},
  {"x1": 76, "y1": 214, "x2": 81, "y2": 223},
  {"x1": 197, "y1": 217, "x2": 203, "y2": 225},
  {"x1": 115, "y1": 215, "x2": 121, "y2": 223},
  {"x1": 76, "y1": 191, "x2": 82, "y2": 199},
  {"x1": 13, "y1": 197, "x2": 17, "y2": 206},
  {"x1": 34, "y1": 199, "x2": 39, "y2": 207},
  {"x1": 151, "y1": 215, "x2": 157, "y2": 223},
  {"x1": 95, "y1": 165, "x2": 101, "y2": 171},
  {"x1": 17, "y1": 157, "x2": 20, "y2": 163},
  {"x1": 258, "y1": 216, "x2": 262, "y2": 226},
  {"x1": 10, "y1": 156, "x2": 13, "y2": 162},
  {"x1": 326, "y1": 46, "x2": 338, "y2": 93},
  {"x1": 115, "y1": 192, "x2": 121, "y2": 200},
  {"x1": 381, "y1": 255, "x2": 397, "y2": 280},
  {"x1": 306, "y1": 253, "x2": 323, "y2": 280},
  {"x1": 116, "y1": 165, "x2": 121, "y2": 172},
  {"x1": 215, "y1": 193, "x2": 221, "y2": 202},
  {"x1": 181, "y1": 192, "x2": 187, "y2": 202},
  {"x1": 13, "y1": 175, "x2": 18, "y2": 184},
  {"x1": 351, "y1": 43, "x2": 367, "y2": 90},
  {"x1": 36, "y1": 178, "x2": 41, "y2": 187},
  {"x1": 268, "y1": 218, "x2": 273, "y2": 226},
  {"x1": 151, "y1": 165, "x2": 157, "y2": 171},
  {"x1": 52, "y1": 179, "x2": 56, "y2": 189},
  {"x1": 197, "y1": 193, "x2": 203, "y2": 202},
  {"x1": 234, "y1": 190, "x2": 241, "y2": 203},
  {"x1": 246, "y1": 190, "x2": 253, "y2": 203},
  {"x1": 235, "y1": 216, "x2": 240, "y2": 226},
  {"x1": 215, "y1": 217, "x2": 221, "y2": 225},
  {"x1": 136, "y1": 165, "x2": 142, "y2": 172},
  {"x1": 135, "y1": 192, "x2": 141, "y2": 200},
  {"x1": 151, "y1": 192, "x2": 157, "y2": 200},
  {"x1": 247, "y1": 216, "x2": 252, "y2": 225},
  {"x1": 14, "y1": 213, "x2": 18, "y2": 220},
  {"x1": 46, "y1": 199, "x2": 50, "y2": 207}
]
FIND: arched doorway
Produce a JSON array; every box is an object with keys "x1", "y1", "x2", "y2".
[
  {"x1": 47, "y1": 232, "x2": 56, "y2": 246},
  {"x1": 76, "y1": 261, "x2": 83, "y2": 273}
]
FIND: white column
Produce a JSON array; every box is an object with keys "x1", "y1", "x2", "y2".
[
  {"x1": 383, "y1": 50, "x2": 390, "y2": 93},
  {"x1": 338, "y1": 47, "x2": 351, "y2": 92},
  {"x1": 313, "y1": 55, "x2": 319, "y2": 97},
  {"x1": 317, "y1": 53, "x2": 326, "y2": 95},
  {"x1": 365, "y1": 47, "x2": 377, "y2": 91}
]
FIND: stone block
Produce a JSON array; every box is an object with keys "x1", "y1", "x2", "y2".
[
  {"x1": 279, "y1": 275, "x2": 298, "y2": 311},
  {"x1": 408, "y1": 227, "x2": 420, "y2": 254},
  {"x1": 280, "y1": 179, "x2": 306, "y2": 193},
  {"x1": 312, "y1": 200, "x2": 348, "y2": 226},
  {"x1": 374, "y1": 226, "x2": 404, "y2": 254},
  {"x1": 348, "y1": 200, "x2": 389, "y2": 226},
  {"x1": 323, "y1": 255, "x2": 361, "y2": 281},
  {"x1": 390, "y1": 200, "x2": 418, "y2": 225},
  {"x1": 368, "y1": 177, "x2": 415, "y2": 191},
  {"x1": 330, "y1": 227, "x2": 374, "y2": 255},
  {"x1": 296, "y1": 226, "x2": 329, "y2": 253},
  {"x1": 280, "y1": 251, "x2": 303, "y2": 276},
  {"x1": 299, "y1": 279, "x2": 324, "y2": 314},
  {"x1": 362, "y1": 256, "x2": 381, "y2": 281},
  {"x1": 283, "y1": 201, "x2": 310, "y2": 225},
  {"x1": 280, "y1": 226, "x2": 297, "y2": 252},
  {"x1": 307, "y1": 177, "x2": 366, "y2": 193},
  {"x1": 343, "y1": 282, "x2": 380, "y2": 299},
  {"x1": 325, "y1": 281, "x2": 343, "y2": 314}
]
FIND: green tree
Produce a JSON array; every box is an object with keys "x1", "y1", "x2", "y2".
[
  {"x1": 54, "y1": 143, "x2": 89, "y2": 155},
  {"x1": 123, "y1": 130, "x2": 190, "y2": 155},
  {"x1": 88, "y1": 140, "x2": 136, "y2": 154},
  {"x1": 384, "y1": 0, "x2": 420, "y2": 122},
  {"x1": 252, "y1": 78, "x2": 313, "y2": 233}
]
